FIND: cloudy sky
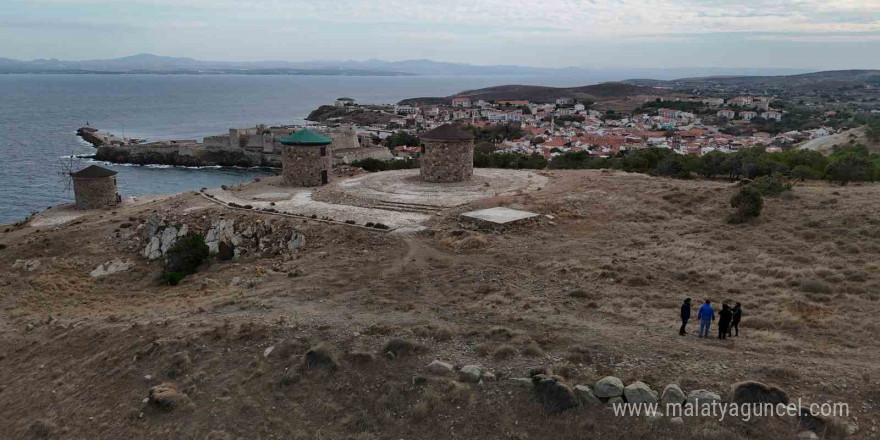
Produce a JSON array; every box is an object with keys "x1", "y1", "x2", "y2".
[{"x1": 1, "y1": 0, "x2": 879, "y2": 69}]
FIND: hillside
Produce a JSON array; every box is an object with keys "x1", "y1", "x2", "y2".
[
  {"x1": 0, "y1": 171, "x2": 875, "y2": 439},
  {"x1": 625, "y1": 69, "x2": 880, "y2": 95},
  {"x1": 399, "y1": 82, "x2": 670, "y2": 109}
]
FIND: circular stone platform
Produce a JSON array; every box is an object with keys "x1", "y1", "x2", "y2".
[{"x1": 329, "y1": 169, "x2": 548, "y2": 207}]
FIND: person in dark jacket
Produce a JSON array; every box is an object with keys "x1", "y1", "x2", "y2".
[
  {"x1": 729, "y1": 303, "x2": 743, "y2": 337},
  {"x1": 718, "y1": 303, "x2": 732, "y2": 340},
  {"x1": 679, "y1": 298, "x2": 691, "y2": 336}
]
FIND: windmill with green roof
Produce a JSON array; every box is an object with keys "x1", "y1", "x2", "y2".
[{"x1": 280, "y1": 129, "x2": 333, "y2": 187}]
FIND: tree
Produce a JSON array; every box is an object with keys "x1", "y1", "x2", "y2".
[
  {"x1": 532, "y1": 136, "x2": 545, "y2": 145},
  {"x1": 825, "y1": 153, "x2": 875, "y2": 185},
  {"x1": 729, "y1": 187, "x2": 764, "y2": 223},
  {"x1": 791, "y1": 165, "x2": 818, "y2": 181}
]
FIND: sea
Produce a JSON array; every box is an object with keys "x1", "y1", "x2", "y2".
[{"x1": 0, "y1": 74, "x2": 588, "y2": 224}]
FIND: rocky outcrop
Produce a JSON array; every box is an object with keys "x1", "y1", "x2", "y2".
[
  {"x1": 143, "y1": 223, "x2": 188, "y2": 260},
  {"x1": 573, "y1": 385, "x2": 601, "y2": 405},
  {"x1": 90, "y1": 259, "x2": 133, "y2": 277},
  {"x1": 95, "y1": 145, "x2": 282, "y2": 168}
]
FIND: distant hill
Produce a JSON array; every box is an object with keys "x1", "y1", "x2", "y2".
[
  {"x1": 400, "y1": 82, "x2": 668, "y2": 106},
  {"x1": 0, "y1": 53, "x2": 815, "y2": 79},
  {"x1": 624, "y1": 69, "x2": 880, "y2": 93}
]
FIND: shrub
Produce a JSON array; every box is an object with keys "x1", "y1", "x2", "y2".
[
  {"x1": 729, "y1": 187, "x2": 764, "y2": 223},
  {"x1": 750, "y1": 172, "x2": 792, "y2": 197},
  {"x1": 163, "y1": 232, "x2": 209, "y2": 285}
]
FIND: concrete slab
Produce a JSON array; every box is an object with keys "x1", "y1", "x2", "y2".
[{"x1": 459, "y1": 207, "x2": 539, "y2": 231}]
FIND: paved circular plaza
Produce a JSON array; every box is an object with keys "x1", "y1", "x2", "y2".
[{"x1": 330, "y1": 168, "x2": 549, "y2": 207}]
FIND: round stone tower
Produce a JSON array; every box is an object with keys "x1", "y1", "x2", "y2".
[
  {"x1": 71, "y1": 165, "x2": 118, "y2": 210},
  {"x1": 280, "y1": 129, "x2": 333, "y2": 187},
  {"x1": 419, "y1": 124, "x2": 475, "y2": 183}
]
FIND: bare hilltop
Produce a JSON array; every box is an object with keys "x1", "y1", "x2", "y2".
[{"x1": 1, "y1": 170, "x2": 878, "y2": 439}]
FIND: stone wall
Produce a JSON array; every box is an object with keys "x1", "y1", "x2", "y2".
[
  {"x1": 333, "y1": 146, "x2": 394, "y2": 165},
  {"x1": 282, "y1": 145, "x2": 332, "y2": 187},
  {"x1": 420, "y1": 139, "x2": 474, "y2": 183},
  {"x1": 73, "y1": 176, "x2": 117, "y2": 210}
]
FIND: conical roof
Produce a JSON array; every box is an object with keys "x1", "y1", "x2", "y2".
[
  {"x1": 421, "y1": 124, "x2": 474, "y2": 141},
  {"x1": 280, "y1": 129, "x2": 332, "y2": 146},
  {"x1": 71, "y1": 165, "x2": 117, "y2": 178}
]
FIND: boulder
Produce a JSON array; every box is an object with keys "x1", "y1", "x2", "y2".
[
  {"x1": 459, "y1": 365, "x2": 483, "y2": 383},
  {"x1": 594, "y1": 376, "x2": 624, "y2": 399},
  {"x1": 731, "y1": 381, "x2": 789, "y2": 406},
  {"x1": 148, "y1": 382, "x2": 191, "y2": 411},
  {"x1": 425, "y1": 360, "x2": 455, "y2": 376},
  {"x1": 144, "y1": 236, "x2": 162, "y2": 260},
  {"x1": 532, "y1": 375, "x2": 577, "y2": 414},
  {"x1": 686, "y1": 389, "x2": 721, "y2": 410},
  {"x1": 510, "y1": 377, "x2": 534, "y2": 388},
  {"x1": 661, "y1": 384, "x2": 687, "y2": 406},
  {"x1": 624, "y1": 381, "x2": 657, "y2": 404},
  {"x1": 288, "y1": 233, "x2": 306, "y2": 251},
  {"x1": 607, "y1": 396, "x2": 625, "y2": 405},
  {"x1": 670, "y1": 416, "x2": 684, "y2": 426},
  {"x1": 574, "y1": 384, "x2": 602, "y2": 405}
]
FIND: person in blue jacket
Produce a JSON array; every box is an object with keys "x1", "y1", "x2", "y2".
[
  {"x1": 679, "y1": 298, "x2": 692, "y2": 336},
  {"x1": 697, "y1": 299, "x2": 715, "y2": 338}
]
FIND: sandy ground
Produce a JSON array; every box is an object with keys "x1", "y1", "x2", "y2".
[
  {"x1": 0, "y1": 170, "x2": 878, "y2": 440},
  {"x1": 799, "y1": 127, "x2": 879, "y2": 153}
]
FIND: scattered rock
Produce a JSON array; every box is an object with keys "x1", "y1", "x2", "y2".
[
  {"x1": 425, "y1": 360, "x2": 455, "y2": 376},
  {"x1": 661, "y1": 384, "x2": 686, "y2": 406},
  {"x1": 607, "y1": 396, "x2": 625, "y2": 405},
  {"x1": 594, "y1": 376, "x2": 624, "y2": 399},
  {"x1": 798, "y1": 408, "x2": 848, "y2": 439},
  {"x1": 89, "y1": 259, "x2": 133, "y2": 277},
  {"x1": 459, "y1": 365, "x2": 483, "y2": 383},
  {"x1": 730, "y1": 381, "x2": 789, "y2": 405},
  {"x1": 532, "y1": 375, "x2": 577, "y2": 414},
  {"x1": 574, "y1": 384, "x2": 602, "y2": 405},
  {"x1": 12, "y1": 259, "x2": 40, "y2": 272},
  {"x1": 624, "y1": 381, "x2": 657, "y2": 404},
  {"x1": 670, "y1": 417, "x2": 684, "y2": 426},
  {"x1": 229, "y1": 276, "x2": 241, "y2": 287},
  {"x1": 205, "y1": 219, "x2": 235, "y2": 254},
  {"x1": 263, "y1": 346, "x2": 275, "y2": 358},
  {"x1": 204, "y1": 431, "x2": 233, "y2": 440},
  {"x1": 148, "y1": 382, "x2": 191, "y2": 411}
]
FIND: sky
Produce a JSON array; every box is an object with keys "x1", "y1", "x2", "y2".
[{"x1": 1, "y1": 0, "x2": 879, "y2": 69}]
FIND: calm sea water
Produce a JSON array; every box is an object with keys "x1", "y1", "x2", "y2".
[{"x1": 0, "y1": 74, "x2": 588, "y2": 224}]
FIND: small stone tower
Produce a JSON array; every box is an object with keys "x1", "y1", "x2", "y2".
[
  {"x1": 280, "y1": 129, "x2": 333, "y2": 187},
  {"x1": 71, "y1": 165, "x2": 118, "y2": 209},
  {"x1": 420, "y1": 124, "x2": 475, "y2": 183}
]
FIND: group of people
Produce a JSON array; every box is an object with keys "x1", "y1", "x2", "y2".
[{"x1": 679, "y1": 298, "x2": 742, "y2": 339}]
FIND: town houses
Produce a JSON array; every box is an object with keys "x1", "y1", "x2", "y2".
[{"x1": 318, "y1": 92, "x2": 829, "y2": 163}]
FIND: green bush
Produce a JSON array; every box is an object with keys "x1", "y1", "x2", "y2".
[
  {"x1": 750, "y1": 172, "x2": 792, "y2": 197},
  {"x1": 729, "y1": 186, "x2": 764, "y2": 223},
  {"x1": 351, "y1": 158, "x2": 418, "y2": 172},
  {"x1": 163, "y1": 232, "x2": 209, "y2": 285}
]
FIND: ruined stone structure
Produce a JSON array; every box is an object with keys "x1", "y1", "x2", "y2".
[
  {"x1": 281, "y1": 129, "x2": 333, "y2": 187},
  {"x1": 420, "y1": 124, "x2": 475, "y2": 183},
  {"x1": 71, "y1": 165, "x2": 118, "y2": 210}
]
